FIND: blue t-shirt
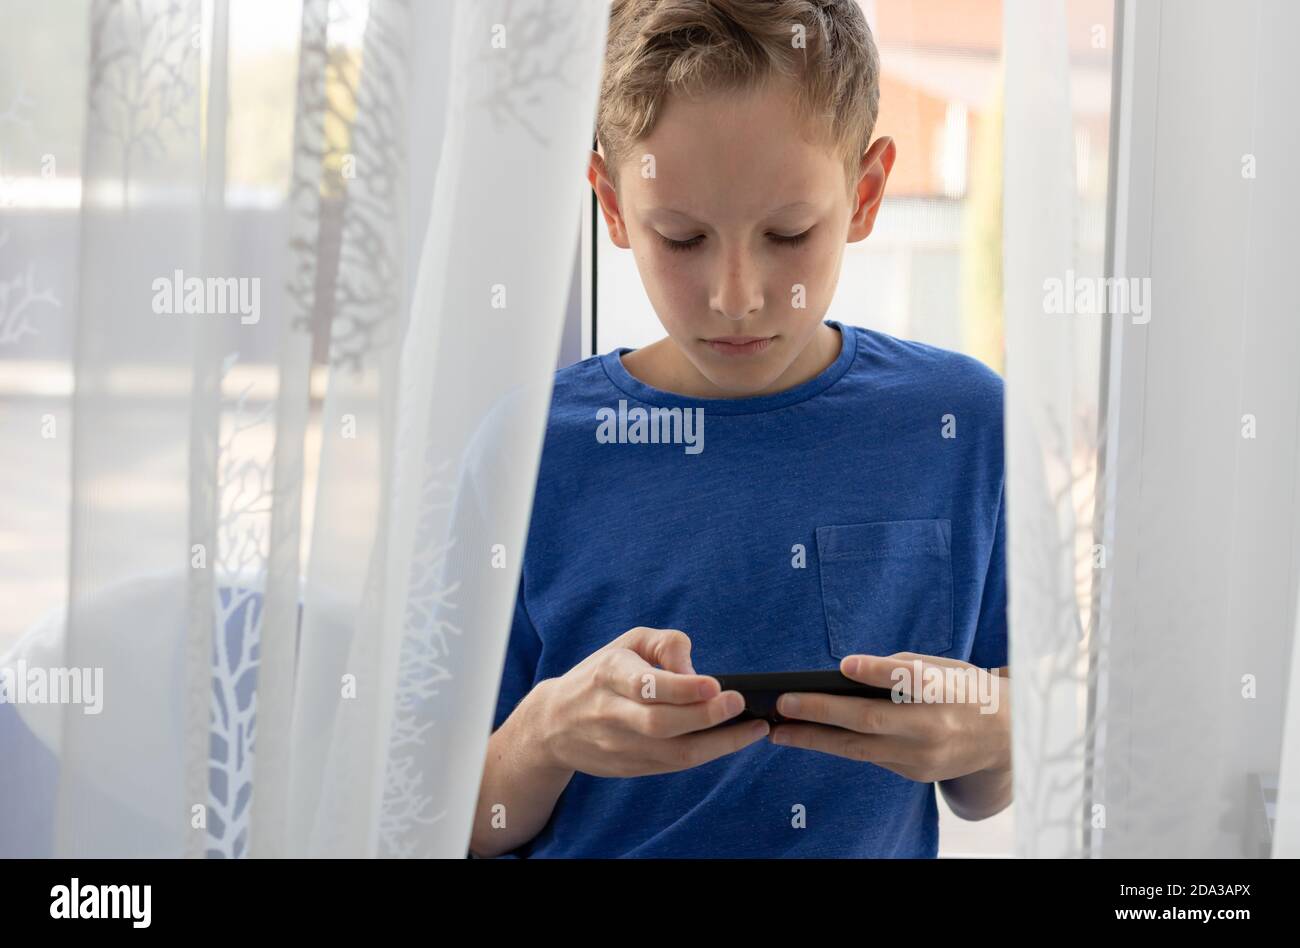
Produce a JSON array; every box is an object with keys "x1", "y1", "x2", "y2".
[{"x1": 492, "y1": 319, "x2": 1007, "y2": 858}]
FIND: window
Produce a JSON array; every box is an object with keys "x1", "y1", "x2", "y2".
[{"x1": 579, "y1": 0, "x2": 1119, "y2": 857}]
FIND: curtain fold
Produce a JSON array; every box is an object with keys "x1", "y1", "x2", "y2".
[
  {"x1": 1002, "y1": 0, "x2": 1094, "y2": 860},
  {"x1": 57, "y1": 0, "x2": 207, "y2": 858},
  {"x1": 3, "y1": 0, "x2": 607, "y2": 859},
  {"x1": 249, "y1": 0, "x2": 331, "y2": 862},
  {"x1": 1005, "y1": 0, "x2": 1300, "y2": 858}
]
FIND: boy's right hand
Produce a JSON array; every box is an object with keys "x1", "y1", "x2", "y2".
[{"x1": 526, "y1": 626, "x2": 770, "y2": 778}]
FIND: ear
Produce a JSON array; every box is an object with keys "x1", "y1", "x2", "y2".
[
  {"x1": 847, "y1": 136, "x2": 896, "y2": 243},
  {"x1": 588, "y1": 149, "x2": 630, "y2": 249}
]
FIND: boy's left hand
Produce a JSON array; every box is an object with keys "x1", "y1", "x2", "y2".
[{"x1": 767, "y1": 653, "x2": 1010, "y2": 783}]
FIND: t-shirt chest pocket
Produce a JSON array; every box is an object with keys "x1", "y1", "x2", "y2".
[{"x1": 815, "y1": 519, "x2": 954, "y2": 660}]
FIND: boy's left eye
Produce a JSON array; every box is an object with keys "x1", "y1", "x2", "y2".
[
  {"x1": 656, "y1": 228, "x2": 813, "y2": 253},
  {"x1": 769, "y1": 228, "x2": 812, "y2": 247}
]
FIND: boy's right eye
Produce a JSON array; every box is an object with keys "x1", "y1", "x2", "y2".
[{"x1": 657, "y1": 233, "x2": 705, "y2": 253}]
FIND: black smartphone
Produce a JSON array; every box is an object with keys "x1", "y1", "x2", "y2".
[{"x1": 706, "y1": 670, "x2": 897, "y2": 727}]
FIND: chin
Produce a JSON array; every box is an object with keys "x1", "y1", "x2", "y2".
[{"x1": 698, "y1": 362, "x2": 788, "y2": 396}]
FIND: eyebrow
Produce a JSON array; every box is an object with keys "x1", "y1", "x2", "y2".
[{"x1": 647, "y1": 200, "x2": 814, "y2": 222}]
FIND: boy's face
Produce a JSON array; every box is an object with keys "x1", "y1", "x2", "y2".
[{"x1": 590, "y1": 75, "x2": 895, "y2": 397}]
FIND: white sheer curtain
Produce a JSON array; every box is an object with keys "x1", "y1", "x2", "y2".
[
  {"x1": 1004, "y1": 0, "x2": 1300, "y2": 858},
  {"x1": 1, "y1": 0, "x2": 605, "y2": 858}
]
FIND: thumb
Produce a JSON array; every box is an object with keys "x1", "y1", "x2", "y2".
[
  {"x1": 658, "y1": 629, "x2": 696, "y2": 675},
  {"x1": 626, "y1": 626, "x2": 695, "y2": 675}
]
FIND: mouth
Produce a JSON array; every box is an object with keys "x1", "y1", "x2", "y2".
[{"x1": 703, "y1": 335, "x2": 775, "y2": 357}]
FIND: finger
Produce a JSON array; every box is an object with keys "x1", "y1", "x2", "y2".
[
  {"x1": 620, "y1": 688, "x2": 747, "y2": 739},
  {"x1": 618, "y1": 626, "x2": 696, "y2": 675},
  {"x1": 658, "y1": 632, "x2": 696, "y2": 676},
  {"x1": 656, "y1": 718, "x2": 771, "y2": 772},
  {"x1": 768, "y1": 722, "x2": 911, "y2": 767},
  {"x1": 887, "y1": 651, "x2": 971, "y2": 669},
  {"x1": 846, "y1": 653, "x2": 1003, "y2": 709},
  {"x1": 775, "y1": 690, "x2": 927, "y2": 737},
  {"x1": 840, "y1": 653, "x2": 972, "y2": 701},
  {"x1": 838, "y1": 653, "x2": 921, "y2": 693},
  {"x1": 601, "y1": 647, "x2": 720, "y2": 705}
]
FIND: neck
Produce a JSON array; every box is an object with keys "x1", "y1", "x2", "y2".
[{"x1": 624, "y1": 322, "x2": 841, "y2": 399}]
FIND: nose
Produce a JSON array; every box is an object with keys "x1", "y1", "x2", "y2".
[{"x1": 710, "y1": 239, "x2": 764, "y2": 321}]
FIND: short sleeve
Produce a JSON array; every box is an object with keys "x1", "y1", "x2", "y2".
[
  {"x1": 492, "y1": 572, "x2": 543, "y2": 733},
  {"x1": 455, "y1": 383, "x2": 550, "y2": 735},
  {"x1": 967, "y1": 480, "x2": 1009, "y2": 670}
]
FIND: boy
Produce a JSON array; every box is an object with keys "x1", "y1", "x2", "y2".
[{"x1": 472, "y1": 0, "x2": 1010, "y2": 858}]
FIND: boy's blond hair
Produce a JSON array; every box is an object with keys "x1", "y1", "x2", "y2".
[{"x1": 596, "y1": 0, "x2": 881, "y2": 197}]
